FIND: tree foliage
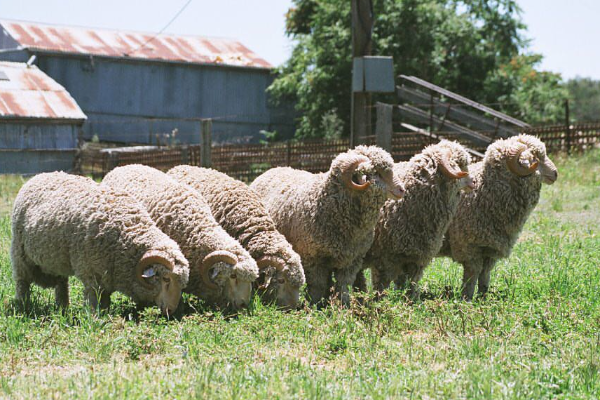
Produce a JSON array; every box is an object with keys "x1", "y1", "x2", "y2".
[
  {"x1": 566, "y1": 78, "x2": 600, "y2": 123},
  {"x1": 269, "y1": 0, "x2": 567, "y2": 138}
]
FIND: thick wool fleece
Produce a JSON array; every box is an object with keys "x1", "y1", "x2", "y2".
[
  {"x1": 364, "y1": 140, "x2": 471, "y2": 295},
  {"x1": 102, "y1": 165, "x2": 258, "y2": 306},
  {"x1": 440, "y1": 134, "x2": 556, "y2": 299},
  {"x1": 168, "y1": 166, "x2": 305, "y2": 288},
  {"x1": 250, "y1": 145, "x2": 398, "y2": 305},
  {"x1": 11, "y1": 172, "x2": 189, "y2": 308}
]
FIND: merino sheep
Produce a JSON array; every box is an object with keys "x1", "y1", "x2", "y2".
[
  {"x1": 168, "y1": 166, "x2": 306, "y2": 309},
  {"x1": 102, "y1": 165, "x2": 258, "y2": 310},
  {"x1": 439, "y1": 134, "x2": 558, "y2": 300},
  {"x1": 11, "y1": 172, "x2": 189, "y2": 315},
  {"x1": 251, "y1": 145, "x2": 405, "y2": 306},
  {"x1": 362, "y1": 140, "x2": 473, "y2": 299}
]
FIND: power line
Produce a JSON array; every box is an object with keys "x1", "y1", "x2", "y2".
[{"x1": 125, "y1": 0, "x2": 194, "y2": 56}]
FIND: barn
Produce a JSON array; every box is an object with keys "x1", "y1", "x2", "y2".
[
  {"x1": 0, "y1": 20, "x2": 294, "y2": 145},
  {"x1": 0, "y1": 61, "x2": 86, "y2": 174}
]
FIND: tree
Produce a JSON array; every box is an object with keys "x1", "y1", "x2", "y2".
[
  {"x1": 566, "y1": 78, "x2": 600, "y2": 123},
  {"x1": 269, "y1": 0, "x2": 567, "y2": 138}
]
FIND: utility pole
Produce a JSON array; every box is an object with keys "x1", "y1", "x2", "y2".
[{"x1": 350, "y1": 0, "x2": 373, "y2": 147}]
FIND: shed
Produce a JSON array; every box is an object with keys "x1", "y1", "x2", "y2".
[
  {"x1": 0, "y1": 20, "x2": 295, "y2": 145},
  {"x1": 0, "y1": 60, "x2": 86, "y2": 174}
]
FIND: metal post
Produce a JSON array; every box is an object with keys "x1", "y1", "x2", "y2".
[
  {"x1": 351, "y1": 0, "x2": 373, "y2": 147},
  {"x1": 200, "y1": 119, "x2": 212, "y2": 167},
  {"x1": 565, "y1": 99, "x2": 571, "y2": 153},
  {"x1": 375, "y1": 102, "x2": 393, "y2": 152}
]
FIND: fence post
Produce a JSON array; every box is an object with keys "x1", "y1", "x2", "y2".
[
  {"x1": 565, "y1": 99, "x2": 571, "y2": 154},
  {"x1": 286, "y1": 140, "x2": 292, "y2": 167},
  {"x1": 375, "y1": 102, "x2": 393, "y2": 152},
  {"x1": 200, "y1": 119, "x2": 212, "y2": 167},
  {"x1": 181, "y1": 145, "x2": 189, "y2": 165}
]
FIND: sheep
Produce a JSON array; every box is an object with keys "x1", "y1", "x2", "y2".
[
  {"x1": 10, "y1": 172, "x2": 190, "y2": 315},
  {"x1": 361, "y1": 140, "x2": 473, "y2": 299},
  {"x1": 102, "y1": 165, "x2": 259, "y2": 310},
  {"x1": 438, "y1": 134, "x2": 558, "y2": 300},
  {"x1": 168, "y1": 166, "x2": 306, "y2": 309},
  {"x1": 250, "y1": 145, "x2": 405, "y2": 306}
]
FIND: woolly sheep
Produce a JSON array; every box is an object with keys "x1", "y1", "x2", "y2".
[
  {"x1": 251, "y1": 145, "x2": 405, "y2": 306},
  {"x1": 361, "y1": 140, "x2": 473, "y2": 299},
  {"x1": 168, "y1": 166, "x2": 306, "y2": 309},
  {"x1": 438, "y1": 134, "x2": 558, "y2": 300},
  {"x1": 102, "y1": 165, "x2": 259, "y2": 310},
  {"x1": 11, "y1": 172, "x2": 189, "y2": 315}
]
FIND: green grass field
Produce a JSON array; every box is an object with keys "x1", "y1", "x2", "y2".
[{"x1": 0, "y1": 151, "x2": 599, "y2": 399}]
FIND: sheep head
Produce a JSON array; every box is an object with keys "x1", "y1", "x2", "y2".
[
  {"x1": 200, "y1": 251, "x2": 253, "y2": 310},
  {"x1": 437, "y1": 149, "x2": 474, "y2": 191},
  {"x1": 255, "y1": 255, "x2": 303, "y2": 310},
  {"x1": 336, "y1": 149, "x2": 405, "y2": 200},
  {"x1": 136, "y1": 250, "x2": 183, "y2": 317}
]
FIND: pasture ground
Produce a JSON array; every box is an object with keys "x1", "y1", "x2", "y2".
[{"x1": 0, "y1": 151, "x2": 599, "y2": 399}]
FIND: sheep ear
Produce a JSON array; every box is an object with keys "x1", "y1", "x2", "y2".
[{"x1": 142, "y1": 266, "x2": 156, "y2": 278}]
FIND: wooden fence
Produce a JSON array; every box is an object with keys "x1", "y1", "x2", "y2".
[{"x1": 76, "y1": 122, "x2": 600, "y2": 182}]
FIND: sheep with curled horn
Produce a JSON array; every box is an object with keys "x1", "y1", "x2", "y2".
[
  {"x1": 438, "y1": 134, "x2": 558, "y2": 300},
  {"x1": 168, "y1": 166, "x2": 305, "y2": 310},
  {"x1": 102, "y1": 165, "x2": 258, "y2": 310},
  {"x1": 250, "y1": 145, "x2": 405, "y2": 306},
  {"x1": 359, "y1": 140, "x2": 474, "y2": 299},
  {"x1": 11, "y1": 172, "x2": 189, "y2": 315}
]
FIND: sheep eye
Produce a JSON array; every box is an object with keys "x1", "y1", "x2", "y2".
[
  {"x1": 277, "y1": 278, "x2": 285, "y2": 285},
  {"x1": 163, "y1": 276, "x2": 171, "y2": 283},
  {"x1": 230, "y1": 273, "x2": 237, "y2": 280}
]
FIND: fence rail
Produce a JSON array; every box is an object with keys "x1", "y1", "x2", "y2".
[{"x1": 76, "y1": 122, "x2": 600, "y2": 182}]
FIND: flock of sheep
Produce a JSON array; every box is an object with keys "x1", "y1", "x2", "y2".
[{"x1": 10, "y1": 134, "x2": 557, "y2": 315}]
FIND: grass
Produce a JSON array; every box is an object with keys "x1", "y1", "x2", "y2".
[{"x1": 0, "y1": 150, "x2": 599, "y2": 399}]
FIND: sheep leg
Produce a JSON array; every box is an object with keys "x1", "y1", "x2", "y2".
[
  {"x1": 404, "y1": 263, "x2": 425, "y2": 301},
  {"x1": 99, "y1": 291, "x2": 112, "y2": 310},
  {"x1": 14, "y1": 279, "x2": 32, "y2": 308},
  {"x1": 477, "y1": 257, "x2": 496, "y2": 297},
  {"x1": 54, "y1": 278, "x2": 69, "y2": 309},
  {"x1": 84, "y1": 286, "x2": 103, "y2": 313},
  {"x1": 372, "y1": 266, "x2": 394, "y2": 296},
  {"x1": 353, "y1": 269, "x2": 368, "y2": 292},
  {"x1": 461, "y1": 260, "x2": 482, "y2": 301},
  {"x1": 305, "y1": 267, "x2": 332, "y2": 306},
  {"x1": 333, "y1": 264, "x2": 362, "y2": 307}
]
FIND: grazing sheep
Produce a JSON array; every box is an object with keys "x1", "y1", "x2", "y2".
[
  {"x1": 10, "y1": 172, "x2": 189, "y2": 315},
  {"x1": 362, "y1": 140, "x2": 473, "y2": 299},
  {"x1": 102, "y1": 165, "x2": 258, "y2": 310},
  {"x1": 251, "y1": 145, "x2": 405, "y2": 306},
  {"x1": 168, "y1": 166, "x2": 306, "y2": 309},
  {"x1": 439, "y1": 134, "x2": 558, "y2": 300}
]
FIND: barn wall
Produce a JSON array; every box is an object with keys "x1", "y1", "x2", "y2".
[
  {"x1": 0, "y1": 149, "x2": 76, "y2": 174},
  {"x1": 35, "y1": 54, "x2": 295, "y2": 144},
  {"x1": 0, "y1": 123, "x2": 79, "y2": 149}
]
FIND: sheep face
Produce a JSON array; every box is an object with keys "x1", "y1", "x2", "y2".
[
  {"x1": 335, "y1": 147, "x2": 405, "y2": 200},
  {"x1": 494, "y1": 135, "x2": 558, "y2": 184},
  {"x1": 137, "y1": 263, "x2": 184, "y2": 316},
  {"x1": 256, "y1": 255, "x2": 303, "y2": 310},
  {"x1": 200, "y1": 251, "x2": 253, "y2": 310}
]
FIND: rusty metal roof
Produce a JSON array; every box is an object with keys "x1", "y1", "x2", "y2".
[
  {"x1": 0, "y1": 61, "x2": 86, "y2": 121},
  {"x1": 0, "y1": 20, "x2": 273, "y2": 70}
]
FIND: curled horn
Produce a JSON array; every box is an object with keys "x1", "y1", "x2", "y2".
[
  {"x1": 438, "y1": 152, "x2": 468, "y2": 180},
  {"x1": 136, "y1": 250, "x2": 174, "y2": 287},
  {"x1": 507, "y1": 143, "x2": 538, "y2": 177},
  {"x1": 340, "y1": 155, "x2": 371, "y2": 192},
  {"x1": 200, "y1": 251, "x2": 238, "y2": 290}
]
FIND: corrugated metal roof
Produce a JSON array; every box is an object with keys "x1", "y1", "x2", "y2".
[
  {"x1": 0, "y1": 61, "x2": 86, "y2": 121},
  {"x1": 0, "y1": 20, "x2": 273, "y2": 69}
]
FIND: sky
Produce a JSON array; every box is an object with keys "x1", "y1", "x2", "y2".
[{"x1": 0, "y1": 0, "x2": 598, "y2": 80}]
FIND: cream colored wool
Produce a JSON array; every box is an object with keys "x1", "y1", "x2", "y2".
[
  {"x1": 363, "y1": 140, "x2": 472, "y2": 298},
  {"x1": 251, "y1": 145, "x2": 404, "y2": 306},
  {"x1": 102, "y1": 165, "x2": 258, "y2": 309},
  {"x1": 439, "y1": 134, "x2": 558, "y2": 300},
  {"x1": 168, "y1": 166, "x2": 305, "y2": 308},
  {"x1": 11, "y1": 172, "x2": 189, "y2": 311}
]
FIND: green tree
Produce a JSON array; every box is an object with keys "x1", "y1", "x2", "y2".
[
  {"x1": 270, "y1": 0, "x2": 567, "y2": 137},
  {"x1": 566, "y1": 78, "x2": 600, "y2": 123}
]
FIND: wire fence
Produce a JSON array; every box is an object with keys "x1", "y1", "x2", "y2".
[{"x1": 76, "y1": 122, "x2": 600, "y2": 182}]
